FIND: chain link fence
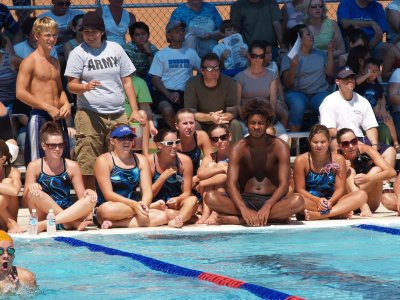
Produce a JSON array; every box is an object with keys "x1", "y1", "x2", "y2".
[{"x1": 4, "y1": 0, "x2": 392, "y2": 49}]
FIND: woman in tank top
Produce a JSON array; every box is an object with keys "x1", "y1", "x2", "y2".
[
  {"x1": 148, "y1": 129, "x2": 199, "y2": 228},
  {"x1": 24, "y1": 122, "x2": 97, "y2": 232},
  {"x1": 94, "y1": 124, "x2": 168, "y2": 229},
  {"x1": 96, "y1": 0, "x2": 136, "y2": 46},
  {"x1": 63, "y1": 14, "x2": 84, "y2": 61},
  {"x1": 293, "y1": 125, "x2": 367, "y2": 220}
]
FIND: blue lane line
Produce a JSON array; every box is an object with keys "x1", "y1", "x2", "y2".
[
  {"x1": 54, "y1": 236, "x2": 303, "y2": 300},
  {"x1": 353, "y1": 224, "x2": 400, "y2": 236}
]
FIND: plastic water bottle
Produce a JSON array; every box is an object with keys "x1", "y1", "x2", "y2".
[
  {"x1": 46, "y1": 209, "x2": 56, "y2": 235},
  {"x1": 28, "y1": 209, "x2": 38, "y2": 235}
]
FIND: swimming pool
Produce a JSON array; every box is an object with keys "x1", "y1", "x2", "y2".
[{"x1": 7, "y1": 225, "x2": 400, "y2": 300}]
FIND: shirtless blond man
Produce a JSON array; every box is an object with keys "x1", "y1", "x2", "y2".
[{"x1": 16, "y1": 17, "x2": 71, "y2": 164}]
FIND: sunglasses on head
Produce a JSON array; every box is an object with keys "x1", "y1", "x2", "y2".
[
  {"x1": 250, "y1": 53, "x2": 265, "y2": 59},
  {"x1": 115, "y1": 134, "x2": 136, "y2": 142},
  {"x1": 159, "y1": 139, "x2": 181, "y2": 146},
  {"x1": 310, "y1": 4, "x2": 323, "y2": 8},
  {"x1": 203, "y1": 66, "x2": 220, "y2": 72},
  {"x1": 45, "y1": 143, "x2": 65, "y2": 150},
  {"x1": 340, "y1": 137, "x2": 358, "y2": 148},
  {"x1": 57, "y1": 1, "x2": 71, "y2": 6},
  {"x1": 0, "y1": 247, "x2": 15, "y2": 256},
  {"x1": 210, "y1": 133, "x2": 228, "y2": 143}
]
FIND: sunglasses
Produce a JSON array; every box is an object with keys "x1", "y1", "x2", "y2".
[
  {"x1": 203, "y1": 66, "x2": 220, "y2": 72},
  {"x1": 45, "y1": 143, "x2": 65, "y2": 149},
  {"x1": 340, "y1": 137, "x2": 358, "y2": 148},
  {"x1": 250, "y1": 53, "x2": 265, "y2": 59},
  {"x1": 0, "y1": 247, "x2": 15, "y2": 256},
  {"x1": 310, "y1": 4, "x2": 323, "y2": 8},
  {"x1": 159, "y1": 139, "x2": 181, "y2": 146},
  {"x1": 115, "y1": 134, "x2": 136, "y2": 142},
  {"x1": 57, "y1": 1, "x2": 71, "y2": 6},
  {"x1": 210, "y1": 133, "x2": 228, "y2": 143}
]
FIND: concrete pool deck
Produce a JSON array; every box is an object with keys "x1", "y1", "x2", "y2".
[{"x1": 12, "y1": 204, "x2": 400, "y2": 238}]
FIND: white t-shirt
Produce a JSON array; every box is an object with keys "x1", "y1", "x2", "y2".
[
  {"x1": 319, "y1": 91, "x2": 378, "y2": 137},
  {"x1": 14, "y1": 40, "x2": 58, "y2": 59},
  {"x1": 65, "y1": 41, "x2": 136, "y2": 114},
  {"x1": 149, "y1": 46, "x2": 200, "y2": 91}
]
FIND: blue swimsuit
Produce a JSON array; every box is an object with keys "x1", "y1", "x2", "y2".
[
  {"x1": 37, "y1": 158, "x2": 72, "y2": 209},
  {"x1": 305, "y1": 153, "x2": 336, "y2": 199},
  {"x1": 180, "y1": 132, "x2": 201, "y2": 174},
  {"x1": 97, "y1": 152, "x2": 141, "y2": 205},
  {"x1": 152, "y1": 155, "x2": 183, "y2": 201}
]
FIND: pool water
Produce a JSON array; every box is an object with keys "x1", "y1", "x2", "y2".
[{"x1": 5, "y1": 226, "x2": 400, "y2": 300}]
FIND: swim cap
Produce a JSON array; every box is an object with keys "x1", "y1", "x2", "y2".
[{"x1": 0, "y1": 230, "x2": 13, "y2": 243}]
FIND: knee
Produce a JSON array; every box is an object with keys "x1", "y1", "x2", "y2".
[
  {"x1": 204, "y1": 191, "x2": 219, "y2": 208},
  {"x1": 356, "y1": 190, "x2": 368, "y2": 204},
  {"x1": 185, "y1": 196, "x2": 198, "y2": 207},
  {"x1": 82, "y1": 195, "x2": 96, "y2": 209},
  {"x1": 96, "y1": 202, "x2": 115, "y2": 221},
  {"x1": 290, "y1": 193, "x2": 305, "y2": 212}
]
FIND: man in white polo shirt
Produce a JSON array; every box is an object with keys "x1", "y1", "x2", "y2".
[{"x1": 319, "y1": 66, "x2": 396, "y2": 166}]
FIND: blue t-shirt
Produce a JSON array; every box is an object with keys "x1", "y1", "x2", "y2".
[
  {"x1": 337, "y1": 0, "x2": 388, "y2": 41},
  {"x1": 170, "y1": 3, "x2": 222, "y2": 31}
]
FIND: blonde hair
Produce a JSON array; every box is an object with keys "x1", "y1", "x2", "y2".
[
  {"x1": 297, "y1": 0, "x2": 327, "y2": 24},
  {"x1": 32, "y1": 16, "x2": 59, "y2": 36}
]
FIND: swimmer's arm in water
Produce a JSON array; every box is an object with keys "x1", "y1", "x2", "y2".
[{"x1": 15, "y1": 267, "x2": 36, "y2": 289}]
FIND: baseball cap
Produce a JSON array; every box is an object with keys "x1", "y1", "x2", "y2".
[
  {"x1": 79, "y1": 11, "x2": 105, "y2": 32},
  {"x1": 110, "y1": 125, "x2": 136, "y2": 138},
  {"x1": 336, "y1": 67, "x2": 356, "y2": 79},
  {"x1": 166, "y1": 20, "x2": 186, "y2": 33}
]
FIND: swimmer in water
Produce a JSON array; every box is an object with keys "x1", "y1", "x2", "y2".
[{"x1": 0, "y1": 230, "x2": 36, "y2": 294}]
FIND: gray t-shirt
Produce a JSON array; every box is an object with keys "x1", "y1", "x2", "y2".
[
  {"x1": 281, "y1": 49, "x2": 329, "y2": 95},
  {"x1": 65, "y1": 41, "x2": 136, "y2": 114}
]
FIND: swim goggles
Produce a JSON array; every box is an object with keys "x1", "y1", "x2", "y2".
[{"x1": 0, "y1": 247, "x2": 15, "y2": 255}]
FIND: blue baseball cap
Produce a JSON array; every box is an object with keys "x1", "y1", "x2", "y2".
[{"x1": 110, "y1": 125, "x2": 136, "y2": 138}]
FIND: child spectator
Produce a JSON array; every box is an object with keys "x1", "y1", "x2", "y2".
[
  {"x1": 124, "y1": 22, "x2": 158, "y2": 80},
  {"x1": 338, "y1": 27, "x2": 367, "y2": 68},
  {"x1": 355, "y1": 58, "x2": 399, "y2": 150},
  {"x1": 212, "y1": 20, "x2": 248, "y2": 77}
]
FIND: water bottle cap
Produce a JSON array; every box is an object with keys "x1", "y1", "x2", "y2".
[
  {"x1": 49, "y1": 209, "x2": 54, "y2": 213},
  {"x1": 32, "y1": 209, "x2": 36, "y2": 212}
]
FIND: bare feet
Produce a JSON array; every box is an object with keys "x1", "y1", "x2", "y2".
[
  {"x1": 333, "y1": 211, "x2": 353, "y2": 220},
  {"x1": 204, "y1": 212, "x2": 218, "y2": 225},
  {"x1": 360, "y1": 204, "x2": 372, "y2": 218},
  {"x1": 195, "y1": 216, "x2": 208, "y2": 224},
  {"x1": 214, "y1": 214, "x2": 244, "y2": 225},
  {"x1": 304, "y1": 209, "x2": 324, "y2": 221},
  {"x1": 150, "y1": 200, "x2": 166, "y2": 211},
  {"x1": 168, "y1": 216, "x2": 184, "y2": 228},
  {"x1": 76, "y1": 220, "x2": 94, "y2": 231},
  {"x1": 7, "y1": 223, "x2": 25, "y2": 234},
  {"x1": 101, "y1": 220, "x2": 113, "y2": 229}
]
